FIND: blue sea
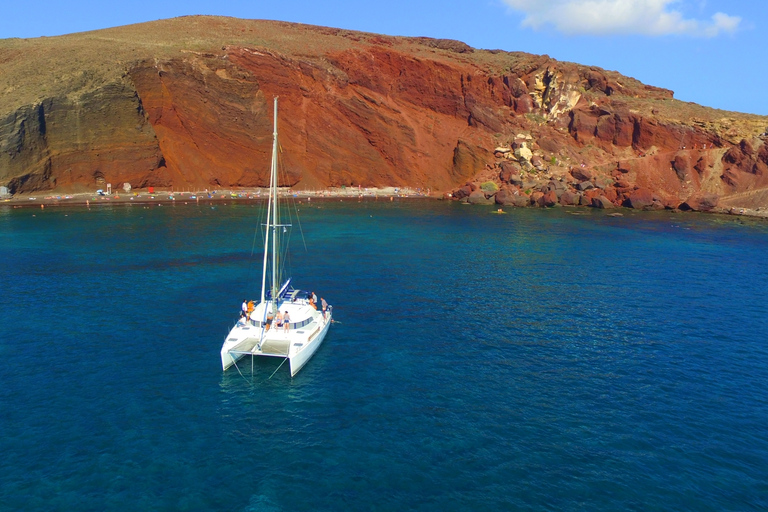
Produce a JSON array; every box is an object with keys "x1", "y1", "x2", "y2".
[{"x1": 1, "y1": 200, "x2": 767, "y2": 511}]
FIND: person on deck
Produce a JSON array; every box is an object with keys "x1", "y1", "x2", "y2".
[
  {"x1": 283, "y1": 311, "x2": 291, "y2": 332},
  {"x1": 275, "y1": 311, "x2": 284, "y2": 329},
  {"x1": 265, "y1": 310, "x2": 274, "y2": 332},
  {"x1": 241, "y1": 300, "x2": 247, "y2": 316}
]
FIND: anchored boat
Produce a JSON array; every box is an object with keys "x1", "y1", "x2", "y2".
[{"x1": 220, "y1": 97, "x2": 332, "y2": 377}]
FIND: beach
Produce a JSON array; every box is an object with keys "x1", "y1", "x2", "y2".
[{"x1": 0, "y1": 186, "x2": 432, "y2": 208}]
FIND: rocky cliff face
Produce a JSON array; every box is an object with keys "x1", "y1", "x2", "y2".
[
  {"x1": 0, "y1": 83, "x2": 163, "y2": 193},
  {"x1": 1, "y1": 16, "x2": 767, "y2": 209}
]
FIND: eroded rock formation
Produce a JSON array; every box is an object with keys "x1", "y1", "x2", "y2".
[{"x1": 1, "y1": 16, "x2": 767, "y2": 210}]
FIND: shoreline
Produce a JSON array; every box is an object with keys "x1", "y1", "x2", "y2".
[
  {"x1": 2, "y1": 187, "x2": 767, "y2": 221},
  {"x1": 0, "y1": 186, "x2": 431, "y2": 208}
]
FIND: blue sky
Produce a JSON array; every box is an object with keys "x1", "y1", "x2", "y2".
[{"x1": 3, "y1": 0, "x2": 766, "y2": 116}]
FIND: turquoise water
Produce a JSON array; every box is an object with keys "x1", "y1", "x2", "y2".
[{"x1": 1, "y1": 200, "x2": 767, "y2": 511}]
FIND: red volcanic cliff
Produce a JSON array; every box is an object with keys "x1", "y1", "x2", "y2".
[{"x1": 1, "y1": 16, "x2": 767, "y2": 210}]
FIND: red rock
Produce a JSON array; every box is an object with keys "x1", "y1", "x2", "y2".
[
  {"x1": 542, "y1": 189, "x2": 558, "y2": 207},
  {"x1": 494, "y1": 187, "x2": 514, "y2": 205},
  {"x1": 537, "y1": 137, "x2": 560, "y2": 154},
  {"x1": 530, "y1": 191, "x2": 544, "y2": 206},
  {"x1": 514, "y1": 95, "x2": 534, "y2": 114},
  {"x1": 672, "y1": 153, "x2": 691, "y2": 181},
  {"x1": 613, "y1": 112, "x2": 635, "y2": 147},
  {"x1": 569, "y1": 109, "x2": 598, "y2": 143},
  {"x1": 678, "y1": 198, "x2": 699, "y2": 211},
  {"x1": 615, "y1": 178, "x2": 632, "y2": 189},
  {"x1": 584, "y1": 188, "x2": 602, "y2": 201},
  {"x1": 595, "y1": 115, "x2": 616, "y2": 143},
  {"x1": 684, "y1": 194, "x2": 719, "y2": 211},
  {"x1": 453, "y1": 185, "x2": 472, "y2": 199},
  {"x1": 499, "y1": 160, "x2": 521, "y2": 182},
  {"x1": 627, "y1": 188, "x2": 654, "y2": 209}
]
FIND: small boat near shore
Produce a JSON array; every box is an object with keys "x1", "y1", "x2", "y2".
[{"x1": 220, "y1": 97, "x2": 332, "y2": 377}]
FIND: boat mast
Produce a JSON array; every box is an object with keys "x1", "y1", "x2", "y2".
[
  {"x1": 271, "y1": 97, "x2": 280, "y2": 308},
  {"x1": 259, "y1": 97, "x2": 279, "y2": 305}
]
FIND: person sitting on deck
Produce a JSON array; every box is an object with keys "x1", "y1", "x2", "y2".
[
  {"x1": 283, "y1": 311, "x2": 291, "y2": 332},
  {"x1": 275, "y1": 311, "x2": 284, "y2": 329}
]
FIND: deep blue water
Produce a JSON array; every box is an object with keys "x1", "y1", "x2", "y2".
[{"x1": 1, "y1": 200, "x2": 768, "y2": 511}]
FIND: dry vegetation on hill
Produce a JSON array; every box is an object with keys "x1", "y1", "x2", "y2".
[{"x1": 1, "y1": 16, "x2": 767, "y2": 210}]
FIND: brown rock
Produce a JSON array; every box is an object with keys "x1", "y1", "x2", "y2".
[
  {"x1": 530, "y1": 191, "x2": 544, "y2": 206},
  {"x1": 511, "y1": 194, "x2": 530, "y2": 207},
  {"x1": 571, "y1": 167, "x2": 593, "y2": 182},
  {"x1": 593, "y1": 178, "x2": 611, "y2": 190},
  {"x1": 591, "y1": 196, "x2": 615, "y2": 209},
  {"x1": 495, "y1": 186, "x2": 521, "y2": 205},
  {"x1": 559, "y1": 190, "x2": 579, "y2": 205},
  {"x1": 531, "y1": 155, "x2": 546, "y2": 171},
  {"x1": 468, "y1": 189, "x2": 493, "y2": 204}
]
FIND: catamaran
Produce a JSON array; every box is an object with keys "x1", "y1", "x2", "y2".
[{"x1": 220, "y1": 97, "x2": 332, "y2": 377}]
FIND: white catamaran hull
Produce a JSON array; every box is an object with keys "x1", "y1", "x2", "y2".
[
  {"x1": 288, "y1": 309, "x2": 332, "y2": 376},
  {"x1": 221, "y1": 299, "x2": 332, "y2": 376}
]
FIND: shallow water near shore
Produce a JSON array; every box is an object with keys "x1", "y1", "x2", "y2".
[{"x1": 1, "y1": 200, "x2": 768, "y2": 511}]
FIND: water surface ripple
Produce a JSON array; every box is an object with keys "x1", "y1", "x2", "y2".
[{"x1": 1, "y1": 202, "x2": 767, "y2": 511}]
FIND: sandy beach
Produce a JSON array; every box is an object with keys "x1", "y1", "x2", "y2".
[
  {"x1": 0, "y1": 186, "x2": 432, "y2": 209},
  {"x1": 4, "y1": 186, "x2": 768, "y2": 220}
]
